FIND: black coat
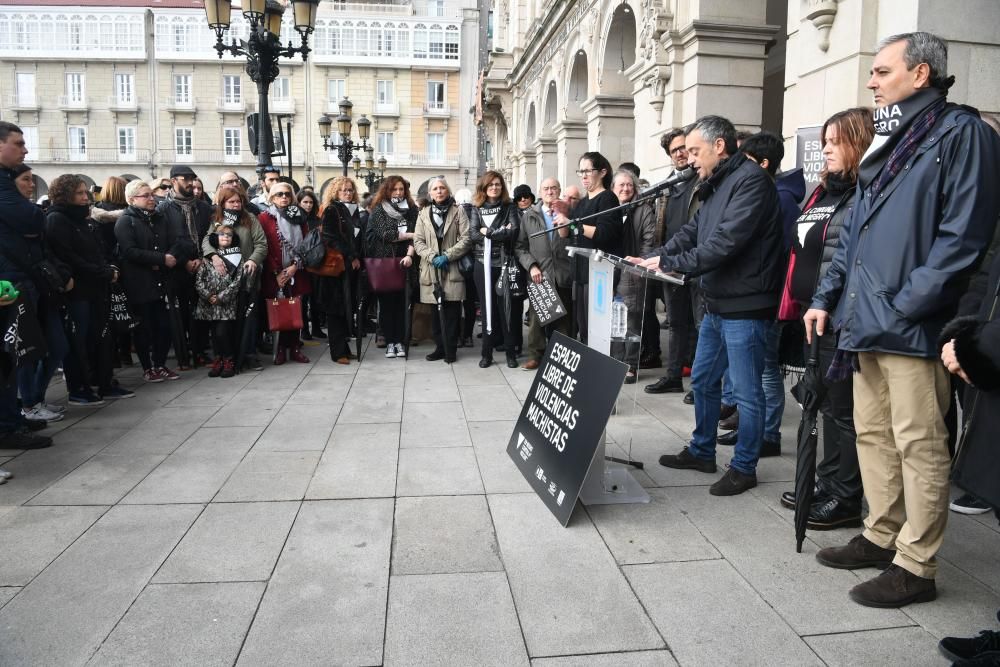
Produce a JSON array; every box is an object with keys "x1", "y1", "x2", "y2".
[
  {"x1": 466, "y1": 202, "x2": 521, "y2": 267},
  {"x1": 114, "y1": 206, "x2": 193, "y2": 305},
  {"x1": 0, "y1": 167, "x2": 47, "y2": 286},
  {"x1": 940, "y1": 248, "x2": 1000, "y2": 509},
  {"x1": 156, "y1": 195, "x2": 213, "y2": 265},
  {"x1": 659, "y1": 153, "x2": 783, "y2": 316},
  {"x1": 812, "y1": 104, "x2": 1000, "y2": 358},
  {"x1": 45, "y1": 204, "x2": 115, "y2": 301}
]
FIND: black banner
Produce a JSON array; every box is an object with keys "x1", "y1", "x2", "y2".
[
  {"x1": 507, "y1": 332, "x2": 627, "y2": 525},
  {"x1": 525, "y1": 277, "x2": 567, "y2": 327}
]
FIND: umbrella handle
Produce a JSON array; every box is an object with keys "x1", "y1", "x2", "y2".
[{"x1": 807, "y1": 321, "x2": 821, "y2": 367}]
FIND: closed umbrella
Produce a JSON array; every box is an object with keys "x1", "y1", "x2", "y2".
[
  {"x1": 164, "y1": 284, "x2": 191, "y2": 369},
  {"x1": 794, "y1": 325, "x2": 823, "y2": 553},
  {"x1": 402, "y1": 263, "x2": 413, "y2": 358}
]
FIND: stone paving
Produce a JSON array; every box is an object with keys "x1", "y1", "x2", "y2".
[{"x1": 1, "y1": 337, "x2": 999, "y2": 666}]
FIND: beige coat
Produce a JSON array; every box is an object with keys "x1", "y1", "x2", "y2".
[{"x1": 413, "y1": 203, "x2": 471, "y2": 304}]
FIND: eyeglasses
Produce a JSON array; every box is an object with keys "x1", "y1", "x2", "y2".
[
  {"x1": 272, "y1": 192, "x2": 292, "y2": 198},
  {"x1": 487, "y1": 181, "x2": 502, "y2": 188},
  {"x1": 155, "y1": 185, "x2": 169, "y2": 191},
  {"x1": 669, "y1": 145, "x2": 688, "y2": 156},
  {"x1": 221, "y1": 179, "x2": 240, "y2": 186},
  {"x1": 218, "y1": 232, "x2": 234, "y2": 237},
  {"x1": 575, "y1": 169, "x2": 598, "y2": 176},
  {"x1": 132, "y1": 193, "x2": 153, "y2": 199}
]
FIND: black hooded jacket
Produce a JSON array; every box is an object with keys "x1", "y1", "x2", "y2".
[{"x1": 45, "y1": 204, "x2": 116, "y2": 301}]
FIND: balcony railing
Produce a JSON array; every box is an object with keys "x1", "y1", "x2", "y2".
[
  {"x1": 6, "y1": 94, "x2": 39, "y2": 111},
  {"x1": 217, "y1": 97, "x2": 247, "y2": 113},
  {"x1": 270, "y1": 98, "x2": 297, "y2": 114},
  {"x1": 408, "y1": 152, "x2": 458, "y2": 168},
  {"x1": 164, "y1": 97, "x2": 196, "y2": 112},
  {"x1": 27, "y1": 148, "x2": 151, "y2": 163},
  {"x1": 422, "y1": 101, "x2": 450, "y2": 116},
  {"x1": 373, "y1": 101, "x2": 400, "y2": 116},
  {"x1": 328, "y1": 1, "x2": 412, "y2": 15},
  {"x1": 317, "y1": 152, "x2": 459, "y2": 169},
  {"x1": 57, "y1": 95, "x2": 89, "y2": 110},
  {"x1": 108, "y1": 96, "x2": 138, "y2": 111}
]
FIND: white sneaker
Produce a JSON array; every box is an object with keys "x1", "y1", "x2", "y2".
[
  {"x1": 385, "y1": 346, "x2": 397, "y2": 359},
  {"x1": 42, "y1": 403, "x2": 67, "y2": 414},
  {"x1": 394, "y1": 343, "x2": 406, "y2": 358},
  {"x1": 23, "y1": 404, "x2": 65, "y2": 423},
  {"x1": 0, "y1": 468, "x2": 12, "y2": 480}
]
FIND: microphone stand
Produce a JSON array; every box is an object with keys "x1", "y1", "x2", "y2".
[{"x1": 527, "y1": 183, "x2": 682, "y2": 239}]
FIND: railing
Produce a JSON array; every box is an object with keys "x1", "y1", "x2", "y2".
[
  {"x1": 107, "y1": 96, "x2": 138, "y2": 111},
  {"x1": 57, "y1": 95, "x2": 89, "y2": 110},
  {"x1": 217, "y1": 97, "x2": 247, "y2": 113},
  {"x1": 270, "y1": 98, "x2": 297, "y2": 114},
  {"x1": 27, "y1": 148, "x2": 151, "y2": 163},
  {"x1": 373, "y1": 101, "x2": 400, "y2": 116},
  {"x1": 6, "y1": 94, "x2": 39, "y2": 110},
  {"x1": 422, "y1": 101, "x2": 450, "y2": 116},
  {"x1": 407, "y1": 152, "x2": 459, "y2": 168},
  {"x1": 163, "y1": 97, "x2": 196, "y2": 112}
]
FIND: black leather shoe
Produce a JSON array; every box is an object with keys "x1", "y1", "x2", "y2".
[
  {"x1": 780, "y1": 486, "x2": 831, "y2": 510},
  {"x1": 683, "y1": 391, "x2": 694, "y2": 405},
  {"x1": 506, "y1": 355, "x2": 519, "y2": 369},
  {"x1": 638, "y1": 356, "x2": 662, "y2": 369},
  {"x1": 479, "y1": 357, "x2": 493, "y2": 368},
  {"x1": 425, "y1": 350, "x2": 446, "y2": 361},
  {"x1": 719, "y1": 403, "x2": 737, "y2": 421},
  {"x1": 808, "y1": 497, "x2": 863, "y2": 530},
  {"x1": 759, "y1": 439, "x2": 781, "y2": 458},
  {"x1": 644, "y1": 377, "x2": 684, "y2": 394},
  {"x1": 658, "y1": 447, "x2": 717, "y2": 473},
  {"x1": 709, "y1": 467, "x2": 758, "y2": 496},
  {"x1": 717, "y1": 430, "x2": 737, "y2": 446}
]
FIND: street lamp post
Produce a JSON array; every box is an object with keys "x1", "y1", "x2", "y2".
[
  {"x1": 317, "y1": 98, "x2": 375, "y2": 178},
  {"x1": 203, "y1": 0, "x2": 319, "y2": 181},
  {"x1": 353, "y1": 147, "x2": 387, "y2": 192}
]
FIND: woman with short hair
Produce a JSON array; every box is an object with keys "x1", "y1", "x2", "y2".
[
  {"x1": 258, "y1": 182, "x2": 312, "y2": 364},
  {"x1": 413, "y1": 177, "x2": 471, "y2": 363}
]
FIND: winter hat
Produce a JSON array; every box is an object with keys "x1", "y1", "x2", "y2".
[{"x1": 512, "y1": 184, "x2": 535, "y2": 203}]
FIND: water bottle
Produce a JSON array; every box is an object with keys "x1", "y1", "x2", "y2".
[{"x1": 611, "y1": 295, "x2": 628, "y2": 339}]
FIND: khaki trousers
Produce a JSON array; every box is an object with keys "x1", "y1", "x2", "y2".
[
  {"x1": 854, "y1": 351, "x2": 951, "y2": 579},
  {"x1": 526, "y1": 286, "x2": 574, "y2": 362}
]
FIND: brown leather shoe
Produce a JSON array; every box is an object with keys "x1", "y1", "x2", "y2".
[
  {"x1": 719, "y1": 409, "x2": 739, "y2": 431},
  {"x1": 816, "y1": 534, "x2": 896, "y2": 570},
  {"x1": 521, "y1": 359, "x2": 539, "y2": 371},
  {"x1": 335, "y1": 356, "x2": 350, "y2": 365},
  {"x1": 849, "y1": 564, "x2": 936, "y2": 608}
]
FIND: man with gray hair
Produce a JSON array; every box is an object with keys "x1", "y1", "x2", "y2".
[
  {"x1": 631, "y1": 114, "x2": 782, "y2": 497},
  {"x1": 805, "y1": 32, "x2": 1000, "y2": 608}
]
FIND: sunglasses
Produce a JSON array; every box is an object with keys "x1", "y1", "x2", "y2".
[{"x1": 273, "y1": 191, "x2": 293, "y2": 198}]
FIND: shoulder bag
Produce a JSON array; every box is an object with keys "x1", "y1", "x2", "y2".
[
  {"x1": 265, "y1": 289, "x2": 304, "y2": 332},
  {"x1": 364, "y1": 257, "x2": 407, "y2": 293}
]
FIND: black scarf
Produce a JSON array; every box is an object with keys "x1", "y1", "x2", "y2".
[
  {"x1": 382, "y1": 199, "x2": 408, "y2": 221},
  {"x1": 51, "y1": 203, "x2": 91, "y2": 221},
  {"x1": 431, "y1": 198, "x2": 454, "y2": 233},
  {"x1": 858, "y1": 87, "x2": 947, "y2": 192},
  {"x1": 824, "y1": 171, "x2": 854, "y2": 197}
]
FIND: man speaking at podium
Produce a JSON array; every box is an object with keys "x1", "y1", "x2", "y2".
[{"x1": 631, "y1": 115, "x2": 782, "y2": 496}]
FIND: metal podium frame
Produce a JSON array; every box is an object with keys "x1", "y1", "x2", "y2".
[{"x1": 567, "y1": 247, "x2": 683, "y2": 507}]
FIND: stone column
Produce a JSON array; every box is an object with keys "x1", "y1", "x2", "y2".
[
  {"x1": 582, "y1": 95, "x2": 636, "y2": 170},
  {"x1": 519, "y1": 150, "x2": 537, "y2": 190},
  {"x1": 554, "y1": 120, "x2": 588, "y2": 187},
  {"x1": 533, "y1": 136, "x2": 557, "y2": 187}
]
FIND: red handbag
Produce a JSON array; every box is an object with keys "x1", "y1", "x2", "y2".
[
  {"x1": 266, "y1": 294, "x2": 303, "y2": 331},
  {"x1": 364, "y1": 257, "x2": 407, "y2": 293}
]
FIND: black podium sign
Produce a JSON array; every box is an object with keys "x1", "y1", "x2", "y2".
[
  {"x1": 506, "y1": 332, "x2": 627, "y2": 525},
  {"x1": 525, "y1": 277, "x2": 567, "y2": 327}
]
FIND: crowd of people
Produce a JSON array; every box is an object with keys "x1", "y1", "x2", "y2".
[{"x1": 2, "y1": 30, "x2": 1000, "y2": 660}]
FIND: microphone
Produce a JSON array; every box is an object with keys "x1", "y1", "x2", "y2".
[{"x1": 641, "y1": 167, "x2": 696, "y2": 197}]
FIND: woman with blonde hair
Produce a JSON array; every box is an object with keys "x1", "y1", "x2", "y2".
[
  {"x1": 258, "y1": 181, "x2": 312, "y2": 364},
  {"x1": 779, "y1": 106, "x2": 875, "y2": 529},
  {"x1": 413, "y1": 177, "x2": 472, "y2": 363},
  {"x1": 92, "y1": 175, "x2": 132, "y2": 365}
]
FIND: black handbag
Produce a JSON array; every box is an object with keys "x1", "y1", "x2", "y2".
[
  {"x1": 297, "y1": 228, "x2": 326, "y2": 269},
  {"x1": 495, "y1": 255, "x2": 527, "y2": 299}
]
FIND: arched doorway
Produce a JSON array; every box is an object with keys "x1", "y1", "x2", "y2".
[
  {"x1": 543, "y1": 81, "x2": 558, "y2": 130},
  {"x1": 76, "y1": 174, "x2": 96, "y2": 188},
  {"x1": 525, "y1": 103, "x2": 537, "y2": 149},
  {"x1": 600, "y1": 5, "x2": 637, "y2": 95},
  {"x1": 32, "y1": 175, "x2": 48, "y2": 200},
  {"x1": 120, "y1": 173, "x2": 141, "y2": 182}
]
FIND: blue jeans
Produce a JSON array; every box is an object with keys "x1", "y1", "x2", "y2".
[
  {"x1": 17, "y1": 295, "x2": 69, "y2": 409},
  {"x1": 721, "y1": 321, "x2": 784, "y2": 442},
  {"x1": 688, "y1": 313, "x2": 769, "y2": 475}
]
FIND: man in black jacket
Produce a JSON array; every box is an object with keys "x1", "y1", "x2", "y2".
[
  {"x1": 632, "y1": 115, "x2": 782, "y2": 496},
  {"x1": 805, "y1": 32, "x2": 1000, "y2": 608},
  {"x1": 158, "y1": 165, "x2": 213, "y2": 366}
]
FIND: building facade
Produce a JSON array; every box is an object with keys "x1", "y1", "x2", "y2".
[
  {"x1": 0, "y1": 0, "x2": 482, "y2": 197},
  {"x1": 481, "y1": 0, "x2": 1000, "y2": 190}
]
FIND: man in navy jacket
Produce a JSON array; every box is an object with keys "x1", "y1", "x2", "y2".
[{"x1": 805, "y1": 32, "x2": 1000, "y2": 608}]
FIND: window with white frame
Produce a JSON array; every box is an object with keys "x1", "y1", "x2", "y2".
[
  {"x1": 376, "y1": 131, "x2": 395, "y2": 156},
  {"x1": 68, "y1": 126, "x2": 87, "y2": 161},
  {"x1": 175, "y1": 127, "x2": 193, "y2": 158},
  {"x1": 223, "y1": 74, "x2": 241, "y2": 106},
  {"x1": 376, "y1": 80, "x2": 395, "y2": 106},
  {"x1": 428, "y1": 24, "x2": 444, "y2": 58},
  {"x1": 173, "y1": 74, "x2": 192, "y2": 106},
  {"x1": 20, "y1": 126, "x2": 38, "y2": 160},
  {"x1": 328, "y1": 79, "x2": 346, "y2": 105},
  {"x1": 272, "y1": 76, "x2": 290, "y2": 102},
  {"x1": 413, "y1": 23, "x2": 428, "y2": 59},
  {"x1": 426, "y1": 132, "x2": 445, "y2": 161},
  {"x1": 426, "y1": 81, "x2": 445, "y2": 110},
  {"x1": 15, "y1": 72, "x2": 35, "y2": 107},
  {"x1": 445, "y1": 25, "x2": 458, "y2": 59},
  {"x1": 429, "y1": 0, "x2": 445, "y2": 17},
  {"x1": 114, "y1": 73, "x2": 134, "y2": 106},
  {"x1": 224, "y1": 127, "x2": 241, "y2": 161},
  {"x1": 65, "y1": 73, "x2": 85, "y2": 105},
  {"x1": 117, "y1": 126, "x2": 136, "y2": 160}
]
